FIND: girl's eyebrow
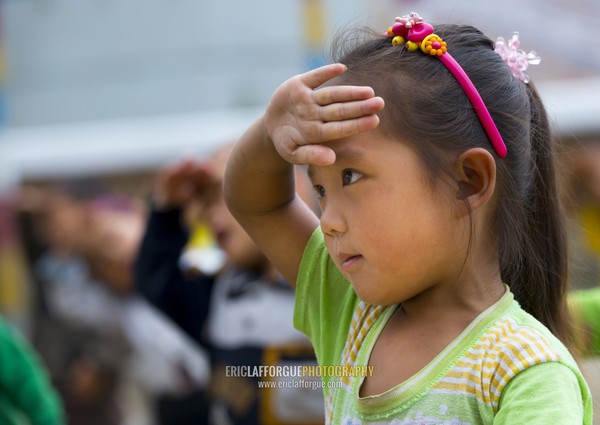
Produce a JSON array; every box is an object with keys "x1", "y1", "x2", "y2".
[
  {"x1": 306, "y1": 145, "x2": 364, "y2": 181},
  {"x1": 336, "y1": 146, "x2": 364, "y2": 163}
]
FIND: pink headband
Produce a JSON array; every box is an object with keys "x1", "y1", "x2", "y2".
[{"x1": 386, "y1": 13, "x2": 508, "y2": 158}]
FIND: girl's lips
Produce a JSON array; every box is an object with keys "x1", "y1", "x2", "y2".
[{"x1": 340, "y1": 254, "x2": 363, "y2": 270}]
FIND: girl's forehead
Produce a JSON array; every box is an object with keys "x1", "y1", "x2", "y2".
[
  {"x1": 306, "y1": 141, "x2": 366, "y2": 180},
  {"x1": 306, "y1": 132, "x2": 402, "y2": 179}
]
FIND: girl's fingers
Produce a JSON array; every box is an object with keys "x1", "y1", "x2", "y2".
[
  {"x1": 313, "y1": 85, "x2": 376, "y2": 106},
  {"x1": 300, "y1": 63, "x2": 348, "y2": 89},
  {"x1": 269, "y1": 64, "x2": 385, "y2": 162},
  {"x1": 287, "y1": 144, "x2": 337, "y2": 166},
  {"x1": 318, "y1": 114, "x2": 381, "y2": 141},
  {"x1": 318, "y1": 96, "x2": 385, "y2": 122}
]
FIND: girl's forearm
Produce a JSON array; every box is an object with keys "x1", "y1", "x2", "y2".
[{"x1": 224, "y1": 116, "x2": 296, "y2": 218}]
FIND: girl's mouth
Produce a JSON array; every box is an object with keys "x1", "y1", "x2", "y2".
[{"x1": 340, "y1": 254, "x2": 363, "y2": 270}]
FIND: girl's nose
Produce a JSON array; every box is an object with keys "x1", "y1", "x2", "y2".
[{"x1": 319, "y1": 204, "x2": 347, "y2": 236}]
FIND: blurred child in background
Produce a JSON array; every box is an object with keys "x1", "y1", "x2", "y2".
[
  {"x1": 135, "y1": 144, "x2": 324, "y2": 425},
  {"x1": 20, "y1": 182, "x2": 210, "y2": 425}
]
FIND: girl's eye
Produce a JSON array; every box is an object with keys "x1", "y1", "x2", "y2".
[
  {"x1": 313, "y1": 185, "x2": 326, "y2": 199},
  {"x1": 342, "y1": 169, "x2": 362, "y2": 186}
]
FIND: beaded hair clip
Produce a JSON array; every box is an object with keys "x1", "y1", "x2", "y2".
[{"x1": 386, "y1": 13, "x2": 511, "y2": 157}]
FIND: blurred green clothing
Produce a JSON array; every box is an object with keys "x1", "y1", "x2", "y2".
[
  {"x1": 571, "y1": 287, "x2": 600, "y2": 357},
  {"x1": 0, "y1": 317, "x2": 64, "y2": 425}
]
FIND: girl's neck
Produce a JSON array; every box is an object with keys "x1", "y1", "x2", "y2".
[
  {"x1": 360, "y1": 272, "x2": 504, "y2": 398},
  {"x1": 400, "y1": 271, "x2": 505, "y2": 324}
]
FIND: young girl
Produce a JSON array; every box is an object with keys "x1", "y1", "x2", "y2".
[{"x1": 223, "y1": 13, "x2": 592, "y2": 424}]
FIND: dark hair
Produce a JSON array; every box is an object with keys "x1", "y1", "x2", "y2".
[{"x1": 330, "y1": 24, "x2": 570, "y2": 342}]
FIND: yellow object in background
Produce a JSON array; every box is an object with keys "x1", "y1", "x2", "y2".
[
  {"x1": 180, "y1": 222, "x2": 226, "y2": 277},
  {"x1": 187, "y1": 221, "x2": 215, "y2": 250},
  {"x1": 0, "y1": 200, "x2": 32, "y2": 334},
  {"x1": 580, "y1": 204, "x2": 600, "y2": 255},
  {"x1": 302, "y1": 0, "x2": 327, "y2": 69},
  {"x1": 569, "y1": 201, "x2": 600, "y2": 291},
  {"x1": 303, "y1": 0, "x2": 326, "y2": 50}
]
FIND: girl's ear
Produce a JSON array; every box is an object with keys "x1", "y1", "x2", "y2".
[{"x1": 454, "y1": 148, "x2": 496, "y2": 213}]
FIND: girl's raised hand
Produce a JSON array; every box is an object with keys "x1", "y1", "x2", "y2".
[{"x1": 265, "y1": 63, "x2": 385, "y2": 166}]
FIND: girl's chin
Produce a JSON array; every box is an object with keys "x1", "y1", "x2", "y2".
[
  {"x1": 350, "y1": 280, "x2": 399, "y2": 307},
  {"x1": 351, "y1": 283, "x2": 382, "y2": 305}
]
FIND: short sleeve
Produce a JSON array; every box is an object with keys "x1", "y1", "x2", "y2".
[{"x1": 495, "y1": 361, "x2": 592, "y2": 424}]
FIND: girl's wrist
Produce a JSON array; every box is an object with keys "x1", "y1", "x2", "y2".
[
  {"x1": 224, "y1": 115, "x2": 296, "y2": 215},
  {"x1": 254, "y1": 115, "x2": 294, "y2": 171}
]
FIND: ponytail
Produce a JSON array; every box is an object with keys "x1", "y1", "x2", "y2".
[{"x1": 499, "y1": 83, "x2": 570, "y2": 343}]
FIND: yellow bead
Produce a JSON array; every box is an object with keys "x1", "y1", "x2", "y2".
[
  {"x1": 407, "y1": 41, "x2": 419, "y2": 52},
  {"x1": 392, "y1": 35, "x2": 405, "y2": 46}
]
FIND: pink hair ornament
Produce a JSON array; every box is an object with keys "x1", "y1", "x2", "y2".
[
  {"x1": 386, "y1": 13, "x2": 508, "y2": 158},
  {"x1": 494, "y1": 32, "x2": 541, "y2": 84}
]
